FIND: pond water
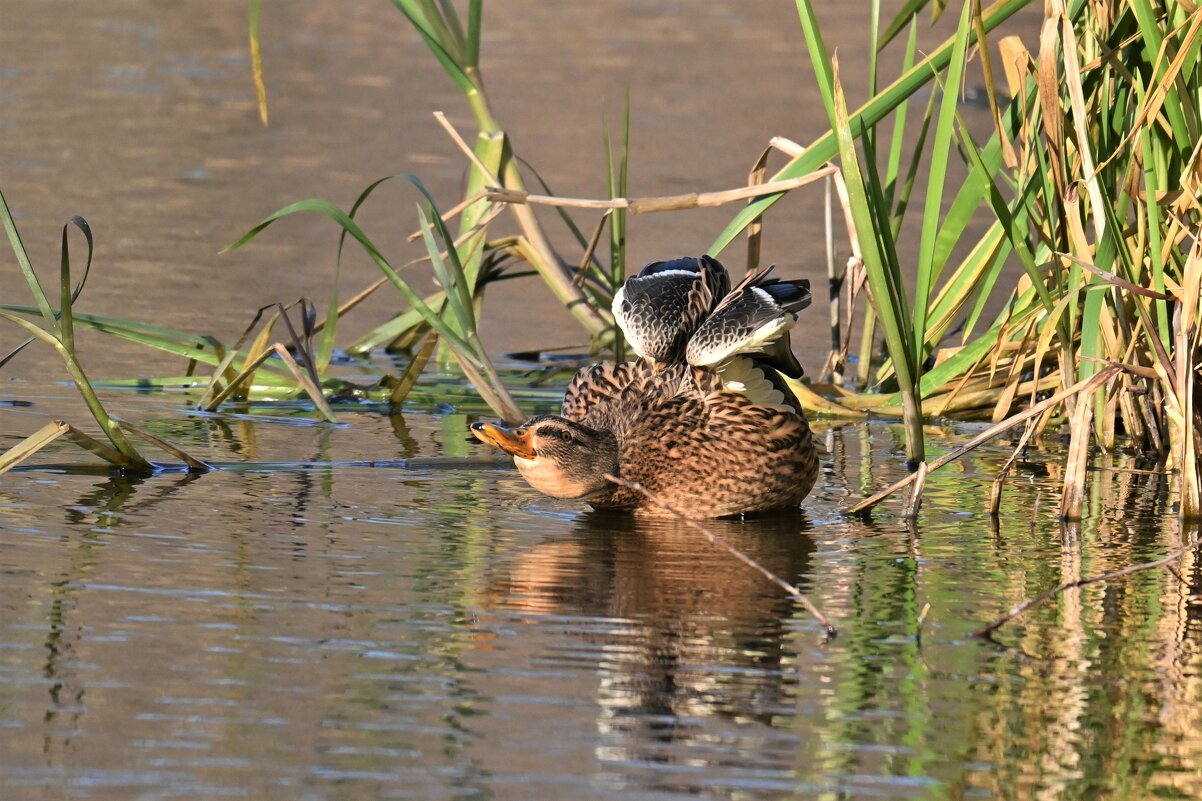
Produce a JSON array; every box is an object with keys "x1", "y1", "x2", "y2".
[
  {"x1": 3, "y1": 385, "x2": 1201, "y2": 800},
  {"x1": 3, "y1": 1, "x2": 1202, "y2": 800}
]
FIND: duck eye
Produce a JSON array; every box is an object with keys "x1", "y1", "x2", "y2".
[{"x1": 541, "y1": 427, "x2": 573, "y2": 443}]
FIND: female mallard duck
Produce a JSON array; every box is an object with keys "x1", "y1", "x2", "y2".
[{"x1": 471, "y1": 255, "x2": 819, "y2": 518}]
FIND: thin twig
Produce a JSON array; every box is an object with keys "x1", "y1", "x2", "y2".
[
  {"x1": 976, "y1": 536, "x2": 1202, "y2": 638},
  {"x1": 433, "y1": 111, "x2": 502, "y2": 186},
  {"x1": 990, "y1": 418, "x2": 1039, "y2": 516},
  {"x1": 487, "y1": 168, "x2": 839, "y2": 215},
  {"x1": 603, "y1": 473, "x2": 837, "y2": 637},
  {"x1": 575, "y1": 210, "x2": 613, "y2": 287}
]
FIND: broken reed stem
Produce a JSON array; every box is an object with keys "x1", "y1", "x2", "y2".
[
  {"x1": 0, "y1": 420, "x2": 70, "y2": 476},
  {"x1": 903, "y1": 460, "x2": 929, "y2": 519},
  {"x1": 916, "y1": 602, "x2": 932, "y2": 644},
  {"x1": 976, "y1": 532, "x2": 1202, "y2": 638},
  {"x1": 434, "y1": 111, "x2": 502, "y2": 186},
  {"x1": 990, "y1": 419, "x2": 1039, "y2": 516},
  {"x1": 487, "y1": 167, "x2": 839, "y2": 215},
  {"x1": 603, "y1": 473, "x2": 838, "y2": 638}
]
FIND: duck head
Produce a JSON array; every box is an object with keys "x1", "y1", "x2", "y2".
[{"x1": 471, "y1": 415, "x2": 619, "y2": 499}]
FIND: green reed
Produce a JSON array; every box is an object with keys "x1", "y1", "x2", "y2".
[
  {"x1": 701, "y1": 0, "x2": 1201, "y2": 517},
  {"x1": 0, "y1": 189, "x2": 209, "y2": 473}
]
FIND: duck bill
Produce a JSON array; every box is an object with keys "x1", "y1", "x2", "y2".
[{"x1": 471, "y1": 422, "x2": 537, "y2": 459}]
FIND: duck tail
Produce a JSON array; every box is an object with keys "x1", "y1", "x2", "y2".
[{"x1": 684, "y1": 266, "x2": 810, "y2": 379}]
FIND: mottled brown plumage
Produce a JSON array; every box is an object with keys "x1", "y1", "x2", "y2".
[
  {"x1": 562, "y1": 360, "x2": 818, "y2": 516},
  {"x1": 471, "y1": 256, "x2": 818, "y2": 518}
]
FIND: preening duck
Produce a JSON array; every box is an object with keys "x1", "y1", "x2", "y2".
[{"x1": 472, "y1": 255, "x2": 818, "y2": 518}]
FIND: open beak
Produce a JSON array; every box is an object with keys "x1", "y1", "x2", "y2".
[{"x1": 470, "y1": 421, "x2": 537, "y2": 459}]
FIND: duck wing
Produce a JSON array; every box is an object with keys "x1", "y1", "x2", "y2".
[
  {"x1": 612, "y1": 255, "x2": 730, "y2": 363},
  {"x1": 684, "y1": 266, "x2": 810, "y2": 379}
]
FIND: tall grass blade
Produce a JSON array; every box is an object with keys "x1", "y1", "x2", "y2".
[
  {"x1": 57, "y1": 217, "x2": 92, "y2": 357},
  {"x1": 0, "y1": 187, "x2": 56, "y2": 329},
  {"x1": 390, "y1": 0, "x2": 476, "y2": 97},
  {"x1": 248, "y1": 0, "x2": 268, "y2": 125},
  {"x1": 225, "y1": 193, "x2": 482, "y2": 363},
  {"x1": 912, "y1": 0, "x2": 973, "y2": 370},
  {"x1": 115, "y1": 419, "x2": 212, "y2": 472},
  {"x1": 830, "y1": 56, "x2": 923, "y2": 462},
  {"x1": 711, "y1": 0, "x2": 1043, "y2": 256},
  {"x1": 60, "y1": 423, "x2": 132, "y2": 467},
  {"x1": 389, "y1": 330, "x2": 439, "y2": 406}
]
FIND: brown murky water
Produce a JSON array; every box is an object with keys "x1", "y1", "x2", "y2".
[{"x1": 4, "y1": 2, "x2": 1202, "y2": 800}]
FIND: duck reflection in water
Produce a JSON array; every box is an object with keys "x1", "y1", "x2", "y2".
[{"x1": 477, "y1": 510, "x2": 816, "y2": 772}]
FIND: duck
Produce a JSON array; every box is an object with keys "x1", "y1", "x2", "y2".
[{"x1": 471, "y1": 255, "x2": 819, "y2": 518}]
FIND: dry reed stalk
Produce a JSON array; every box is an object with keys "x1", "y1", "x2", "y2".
[
  {"x1": 485, "y1": 169, "x2": 839, "y2": 215},
  {"x1": 989, "y1": 419, "x2": 1038, "y2": 516},
  {"x1": 903, "y1": 460, "x2": 929, "y2": 519},
  {"x1": 1059, "y1": 376, "x2": 1097, "y2": 520},
  {"x1": 574, "y1": 210, "x2": 612, "y2": 287},
  {"x1": 746, "y1": 146, "x2": 771, "y2": 272},
  {"x1": 0, "y1": 421, "x2": 70, "y2": 476}
]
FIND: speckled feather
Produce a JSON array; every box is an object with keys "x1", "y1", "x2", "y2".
[
  {"x1": 562, "y1": 360, "x2": 818, "y2": 517},
  {"x1": 612, "y1": 256, "x2": 730, "y2": 363},
  {"x1": 686, "y1": 265, "x2": 811, "y2": 378}
]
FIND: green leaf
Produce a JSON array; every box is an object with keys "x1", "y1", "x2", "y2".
[
  {"x1": 225, "y1": 192, "x2": 481, "y2": 364},
  {"x1": 912, "y1": 0, "x2": 973, "y2": 367}
]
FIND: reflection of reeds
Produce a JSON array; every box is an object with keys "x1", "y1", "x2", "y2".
[{"x1": 977, "y1": 523, "x2": 1202, "y2": 637}]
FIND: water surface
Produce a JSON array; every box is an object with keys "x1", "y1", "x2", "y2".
[
  {"x1": 3, "y1": 2, "x2": 1199, "y2": 799},
  {"x1": 3, "y1": 395, "x2": 1200, "y2": 800}
]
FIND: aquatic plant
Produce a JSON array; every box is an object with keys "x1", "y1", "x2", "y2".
[
  {"x1": 0, "y1": 188, "x2": 206, "y2": 473},
  {"x1": 225, "y1": 173, "x2": 528, "y2": 422},
  {"x1": 697, "y1": 0, "x2": 1202, "y2": 518},
  {"x1": 10, "y1": 0, "x2": 1196, "y2": 520},
  {"x1": 340, "y1": 0, "x2": 1196, "y2": 517}
]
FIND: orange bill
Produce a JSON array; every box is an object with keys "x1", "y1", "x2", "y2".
[{"x1": 470, "y1": 422, "x2": 536, "y2": 459}]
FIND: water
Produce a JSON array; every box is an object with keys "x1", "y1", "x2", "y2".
[
  {"x1": 2, "y1": 392, "x2": 1200, "y2": 800},
  {"x1": 4, "y1": 1, "x2": 1201, "y2": 799}
]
